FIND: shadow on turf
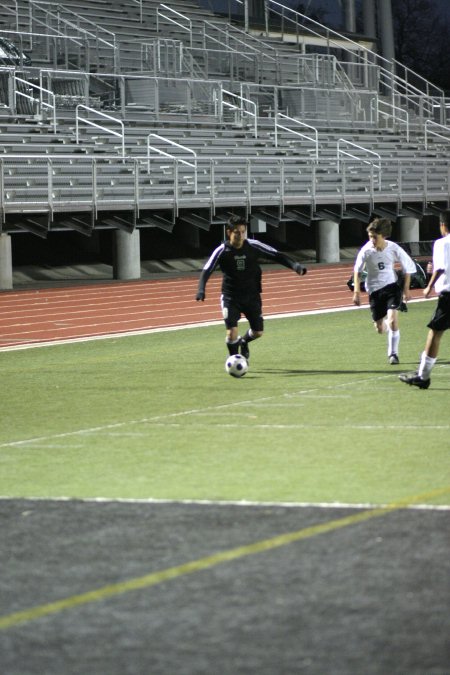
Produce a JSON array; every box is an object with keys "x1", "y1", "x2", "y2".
[
  {"x1": 257, "y1": 368, "x2": 401, "y2": 376},
  {"x1": 253, "y1": 366, "x2": 450, "y2": 388}
]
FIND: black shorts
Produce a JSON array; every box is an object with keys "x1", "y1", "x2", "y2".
[
  {"x1": 427, "y1": 292, "x2": 450, "y2": 332},
  {"x1": 369, "y1": 282, "x2": 402, "y2": 322},
  {"x1": 221, "y1": 294, "x2": 264, "y2": 332}
]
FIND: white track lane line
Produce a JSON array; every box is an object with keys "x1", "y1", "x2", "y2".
[{"x1": 0, "y1": 297, "x2": 432, "y2": 352}]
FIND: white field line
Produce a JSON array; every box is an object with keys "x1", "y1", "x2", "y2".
[
  {"x1": 103, "y1": 422, "x2": 450, "y2": 430},
  {"x1": 0, "y1": 365, "x2": 448, "y2": 450},
  {"x1": 0, "y1": 297, "x2": 432, "y2": 352},
  {"x1": 0, "y1": 494, "x2": 448, "y2": 511}
]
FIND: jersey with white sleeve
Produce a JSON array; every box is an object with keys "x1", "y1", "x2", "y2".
[
  {"x1": 197, "y1": 238, "x2": 302, "y2": 299},
  {"x1": 353, "y1": 240, "x2": 417, "y2": 295},
  {"x1": 432, "y1": 233, "x2": 450, "y2": 294}
]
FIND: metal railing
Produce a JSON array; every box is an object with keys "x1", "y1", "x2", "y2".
[
  {"x1": 424, "y1": 120, "x2": 450, "y2": 151},
  {"x1": 1, "y1": 153, "x2": 450, "y2": 227},
  {"x1": 337, "y1": 138, "x2": 381, "y2": 186},
  {"x1": 147, "y1": 133, "x2": 198, "y2": 194},
  {"x1": 0, "y1": 0, "x2": 19, "y2": 32},
  {"x1": 266, "y1": 0, "x2": 445, "y2": 124},
  {"x1": 157, "y1": 5, "x2": 193, "y2": 49},
  {"x1": 75, "y1": 105, "x2": 125, "y2": 157},
  {"x1": 14, "y1": 74, "x2": 56, "y2": 129},
  {"x1": 371, "y1": 98, "x2": 410, "y2": 141},
  {"x1": 219, "y1": 88, "x2": 257, "y2": 137},
  {"x1": 274, "y1": 113, "x2": 318, "y2": 159},
  {"x1": 28, "y1": 0, "x2": 118, "y2": 71}
]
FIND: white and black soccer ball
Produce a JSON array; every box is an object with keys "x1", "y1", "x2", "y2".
[{"x1": 225, "y1": 354, "x2": 249, "y2": 378}]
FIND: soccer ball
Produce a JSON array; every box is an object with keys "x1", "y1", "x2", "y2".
[{"x1": 225, "y1": 354, "x2": 248, "y2": 378}]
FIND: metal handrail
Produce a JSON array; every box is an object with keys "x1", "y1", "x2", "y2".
[
  {"x1": 0, "y1": 0, "x2": 19, "y2": 32},
  {"x1": 424, "y1": 120, "x2": 450, "y2": 151},
  {"x1": 147, "y1": 133, "x2": 197, "y2": 194},
  {"x1": 222, "y1": 88, "x2": 257, "y2": 137},
  {"x1": 275, "y1": 113, "x2": 318, "y2": 159},
  {"x1": 370, "y1": 98, "x2": 410, "y2": 142},
  {"x1": 202, "y1": 19, "x2": 276, "y2": 61},
  {"x1": 139, "y1": 39, "x2": 184, "y2": 76},
  {"x1": 75, "y1": 105, "x2": 125, "y2": 157},
  {"x1": 29, "y1": 1, "x2": 115, "y2": 47},
  {"x1": 14, "y1": 75, "x2": 56, "y2": 130},
  {"x1": 157, "y1": 4, "x2": 192, "y2": 49},
  {"x1": 267, "y1": 0, "x2": 444, "y2": 117},
  {"x1": 337, "y1": 138, "x2": 381, "y2": 188},
  {"x1": 29, "y1": 0, "x2": 118, "y2": 70},
  {"x1": 1, "y1": 154, "x2": 450, "y2": 225},
  {"x1": 129, "y1": 0, "x2": 143, "y2": 23}
]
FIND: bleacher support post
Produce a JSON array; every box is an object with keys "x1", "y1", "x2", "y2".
[
  {"x1": 113, "y1": 229, "x2": 141, "y2": 280},
  {"x1": 398, "y1": 217, "x2": 420, "y2": 244},
  {"x1": 317, "y1": 219, "x2": 340, "y2": 263},
  {"x1": 0, "y1": 233, "x2": 13, "y2": 290}
]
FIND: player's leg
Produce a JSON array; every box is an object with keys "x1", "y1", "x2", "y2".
[
  {"x1": 386, "y1": 308, "x2": 400, "y2": 364},
  {"x1": 416, "y1": 296, "x2": 449, "y2": 379},
  {"x1": 369, "y1": 289, "x2": 388, "y2": 334},
  {"x1": 222, "y1": 296, "x2": 241, "y2": 355},
  {"x1": 399, "y1": 294, "x2": 449, "y2": 388},
  {"x1": 418, "y1": 329, "x2": 442, "y2": 376},
  {"x1": 381, "y1": 284, "x2": 401, "y2": 363},
  {"x1": 239, "y1": 296, "x2": 263, "y2": 360}
]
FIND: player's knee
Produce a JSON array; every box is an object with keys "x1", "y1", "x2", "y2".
[{"x1": 253, "y1": 330, "x2": 263, "y2": 339}]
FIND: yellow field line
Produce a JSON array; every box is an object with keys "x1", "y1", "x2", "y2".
[{"x1": 1, "y1": 485, "x2": 449, "y2": 631}]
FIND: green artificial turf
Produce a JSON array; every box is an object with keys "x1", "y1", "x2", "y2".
[{"x1": 1, "y1": 302, "x2": 449, "y2": 505}]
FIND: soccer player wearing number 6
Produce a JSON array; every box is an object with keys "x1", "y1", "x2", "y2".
[
  {"x1": 195, "y1": 214, "x2": 307, "y2": 361},
  {"x1": 352, "y1": 218, "x2": 416, "y2": 365}
]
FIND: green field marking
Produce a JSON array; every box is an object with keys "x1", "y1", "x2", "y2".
[{"x1": 1, "y1": 485, "x2": 449, "y2": 631}]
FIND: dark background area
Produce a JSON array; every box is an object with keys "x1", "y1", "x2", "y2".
[{"x1": 10, "y1": 213, "x2": 441, "y2": 268}]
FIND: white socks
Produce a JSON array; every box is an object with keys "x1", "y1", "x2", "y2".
[
  {"x1": 418, "y1": 351, "x2": 436, "y2": 379},
  {"x1": 388, "y1": 329, "x2": 400, "y2": 356}
]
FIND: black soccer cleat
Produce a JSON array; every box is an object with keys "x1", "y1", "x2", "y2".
[
  {"x1": 398, "y1": 372, "x2": 431, "y2": 389},
  {"x1": 239, "y1": 338, "x2": 250, "y2": 360},
  {"x1": 389, "y1": 353, "x2": 399, "y2": 365}
]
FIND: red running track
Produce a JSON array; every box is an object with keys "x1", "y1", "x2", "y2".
[{"x1": 0, "y1": 264, "x2": 424, "y2": 349}]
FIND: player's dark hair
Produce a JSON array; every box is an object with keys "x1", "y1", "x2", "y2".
[
  {"x1": 439, "y1": 210, "x2": 450, "y2": 227},
  {"x1": 227, "y1": 214, "x2": 247, "y2": 229},
  {"x1": 367, "y1": 217, "x2": 392, "y2": 238}
]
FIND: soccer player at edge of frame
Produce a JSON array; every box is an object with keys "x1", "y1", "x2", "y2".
[
  {"x1": 352, "y1": 217, "x2": 416, "y2": 366},
  {"x1": 399, "y1": 211, "x2": 450, "y2": 389},
  {"x1": 195, "y1": 214, "x2": 307, "y2": 363}
]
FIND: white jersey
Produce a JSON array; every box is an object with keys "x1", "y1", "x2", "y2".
[
  {"x1": 353, "y1": 240, "x2": 416, "y2": 295},
  {"x1": 433, "y1": 233, "x2": 450, "y2": 294}
]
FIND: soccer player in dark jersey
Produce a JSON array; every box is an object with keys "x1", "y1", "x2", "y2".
[{"x1": 195, "y1": 214, "x2": 307, "y2": 360}]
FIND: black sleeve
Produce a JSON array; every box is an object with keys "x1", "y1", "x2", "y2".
[
  {"x1": 247, "y1": 240, "x2": 305, "y2": 274},
  {"x1": 196, "y1": 243, "x2": 224, "y2": 296},
  {"x1": 272, "y1": 250, "x2": 301, "y2": 271},
  {"x1": 197, "y1": 267, "x2": 212, "y2": 295}
]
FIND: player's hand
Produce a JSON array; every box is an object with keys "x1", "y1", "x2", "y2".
[
  {"x1": 294, "y1": 262, "x2": 307, "y2": 275},
  {"x1": 353, "y1": 291, "x2": 361, "y2": 306},
  {"x1": 196, "y1": 291, "x2": 205, "y2": 302}
]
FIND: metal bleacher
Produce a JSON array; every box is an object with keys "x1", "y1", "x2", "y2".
[{"x1": 0, "y1": 0, "x2": 449, "y2": 242}]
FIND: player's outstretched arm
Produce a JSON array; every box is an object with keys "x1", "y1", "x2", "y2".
[
  {"x1": 195, "y1": 269, "x2": 210, "y2": 301},
  {"x1": 273, "y1": 250, "x2": 307, "y2": 275}
]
